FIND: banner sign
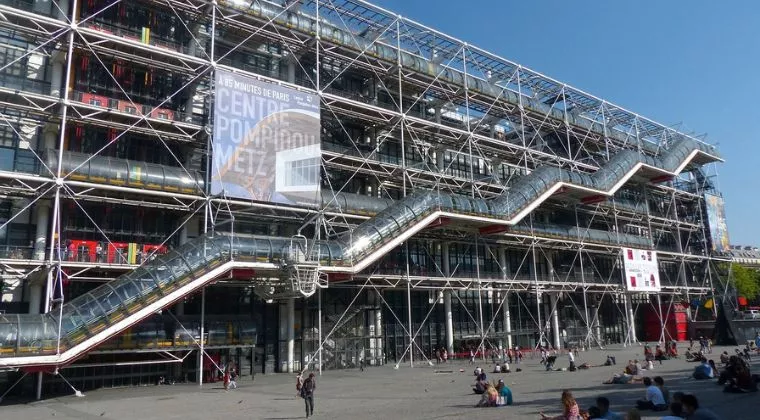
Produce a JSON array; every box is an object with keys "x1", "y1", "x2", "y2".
[
  {"x1": 211, "y1": 70, "x2": 321, "y2": 207},
  {"x1": 622, "y1": 247, "x2": 661, "y2": 292},
  {"x1": 704, "y1": 193, "x2": 730, "y2": 253}
]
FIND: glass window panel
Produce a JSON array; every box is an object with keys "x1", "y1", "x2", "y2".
[
  {"x1": 151, "y1": 258, "x2": 176, "y2": 288},
  {"x1": 255, "y1": 239, "x2": 271, "y2": 260},
  {"x1": 131, "y1": 268, "x2": 159, "y2": 295},
  {"x1": 76, "y1": 294, "x2": 108, "y2": 325},
  {"x1": 0, "y1": 317, "x2": 18, "y2": 352},
  {"x1": 89, "y1": 285, "x2": 123, "y2": 315},
  {"x1": 184, "y1": 243, "x2": 211, "y2": 271},
  {"x1": 17, "y1": 319, "x2": 44, "y2": 352},
  {"x1": 112, "y1": 278, "x2": 143, "y2": 305},
  {"x1": 165, "y1": 253, "x2": 192, "y2": 277},
  {"x1": 233, "y1": 237, "x2": 255, "y2": 259},
  {"x1": 128, "y1": 161, "x2": 147, "y2": 185},
  {"x1": 144, "y1": 163, "x2": 166, "y2": 189}
]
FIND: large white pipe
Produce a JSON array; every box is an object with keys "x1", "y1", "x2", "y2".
[
  {"x1": 33, "y1": 200, "x2": 50, "y2": 260},
  {"x1": 286, "y1": 298, "x2": 295, "y2": 373}
]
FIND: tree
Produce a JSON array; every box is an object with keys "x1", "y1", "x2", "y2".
[{"x1": 730, "y1": 263, "x2": 760, "y2": 301}]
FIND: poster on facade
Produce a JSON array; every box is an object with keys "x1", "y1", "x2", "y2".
[
  {"x1": 704, "y1": 193, "x2": 730, "y2": 253},
  {"x1": 622, "y1": 247, "x2": 661, "y2": 292},
  {"x1": 211, "y1": 69, "x2": 321, "y2": 207}
]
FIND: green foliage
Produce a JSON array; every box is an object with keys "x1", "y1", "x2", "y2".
[{"x1": 730, "y1": 263, "x2": 760, "y2": 300}]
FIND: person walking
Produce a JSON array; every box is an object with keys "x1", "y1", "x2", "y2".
[
  {"x1": 223, "y1": 366, "x2": 230, "y2": 391},
  {"x1": 229, "y1": 366, "x2": 238, "y2": 390},
  {"x1": 301, "y1": 372, "x2": 316, "y2": 418},
  {"x1": 568, "y1": 350, "x2": 576, "y2": 371},
  {"x1": 561, "y1": 328, "x2": 568, "y2": 349},
  {"x1": 295, "y1": 371, "x2": 304, "y2": 397}
]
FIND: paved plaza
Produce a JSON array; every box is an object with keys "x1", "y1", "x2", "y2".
[{"x1": 1, "y1": 345, "x2": 756, "y2": 419}]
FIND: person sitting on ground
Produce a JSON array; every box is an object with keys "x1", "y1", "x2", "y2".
[
  {"x1": 603, "y1": 372, "x2": 636, "y2": 385},
  {"x1": 624, "y1": 360, "x2": 635, "y2": 375},
  {"x1": 724, "y1": 357, "x2": 757, "y2": 393},
  {"x1": 593, "y1": 396, "x2": 623, "y2": 420},
  {"x1": 717, "y1": 355, "x2": 738, "y2": 385},
  {"x1": 685, "y1": 347, "x2": 701, "y2": 362},
  {"x1": 474, "y1": 383, "x2": 497, "y2": 407},
  {"x1": 654, "y1": 376, "x2": 670, "y2": 405},
  {"x1": 684, "y1": 347, "x2": 693, "y2": 360},
  {"x1": 493, "y1": 363, "x2": 501, "y2": 373},
  {"x1": 540, "y1": 390, "x2": 583, "y2": 420},
  {"x1": 604, "y1": 355, "x2": 617, "y2": 366},
  {"x1": 720, "y1": 351, "x2": 730, "y2": 365},
  {"x1": 708, "y1": 360, "x2": 718, "y2": 377},
  {"x1": 501, "y1": 361, "x2": 510, "y2": 373},
  {"x1": 660, "y1": 402, "x2": 684, "y2": 420},
  {"x1": 655, "y1": 345, "x2": 667, "y2": 364},
  {"x1": 635, "y1": 377, "x2": 668, "y2": 411},
  {"x1": 644, "y1": 343, "x2": 653, "y2": 361},
  {"x1": 486, "y1": 382, "x2": 499, "y2": 405},
  {"x1": 692, "y1": 358, "x2": 714, "y2": 380},
  {"x1": 473, "y1": 377, "x2": 487, "y2": 394},
  {"x1": 680, "y1": 394, "x2": 720, "y2": 420},
  {"x1": 668, "y1": 342, "x2": 678, "y2": 358},
  {"x1": 474, "y1": 366, "x2": 482, "y2": 377},
  {"x1": 496, "y1": 378, "x2": 513, "y2": 406}
]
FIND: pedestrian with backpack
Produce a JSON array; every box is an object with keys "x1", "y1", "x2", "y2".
[{"x1": 300, "y1": 373, "x2": 316, "y2": 418}]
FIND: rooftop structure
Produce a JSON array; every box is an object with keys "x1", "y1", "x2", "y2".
[{"x1": 727, "y1": 245, "x2": 760, "y2": 266}]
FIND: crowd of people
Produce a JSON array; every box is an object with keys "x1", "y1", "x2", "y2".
[
  {"x1": 471, "y1": 365, "x2": 514, "y2": 407},
  {"x1": 478, "y1": 337, "x2": 755, "y2": 418},
  {"x1": 465, "y1": 345, "x2": 525, "y2": 365},
  {"x1": 284, "y1": 336, "x2": 760, "y2": 418},
  {"x1": 691, "y1": 352, "x2": 759, "y2": 393},
  {"x1": 536, "y1": 385, "x2": 721, "y2": 420},
  {"x1": 592, "y1": 336, "x2": 758, "y2": 419}
]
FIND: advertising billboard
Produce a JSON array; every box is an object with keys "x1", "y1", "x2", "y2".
[
  {"x1": 622, "y1": 247, "x2": 661, "y2": 292},
  {"x1": 704, "y1": 193, "x2": 730, "y2": 253},
  {"x1": 211, "y1": 70, "x2": 321, "y2": 207}
]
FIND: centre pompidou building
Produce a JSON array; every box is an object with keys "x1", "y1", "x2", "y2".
[{"x1": 0, "y1": 0, "x2": 728, "y2": 398}]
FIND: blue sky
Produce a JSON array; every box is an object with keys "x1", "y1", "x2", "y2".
[{"x1": 373, "y1": 0, "x2": 760, "y2": 245}]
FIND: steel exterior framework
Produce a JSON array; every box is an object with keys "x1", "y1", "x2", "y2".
[{"x1": 0, "y1": 0, "x2": 727, "y2": 391}]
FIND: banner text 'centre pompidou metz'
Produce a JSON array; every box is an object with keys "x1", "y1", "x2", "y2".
[{"x1": 211, "y1": 70, "x2": 321, "y2": 207}]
